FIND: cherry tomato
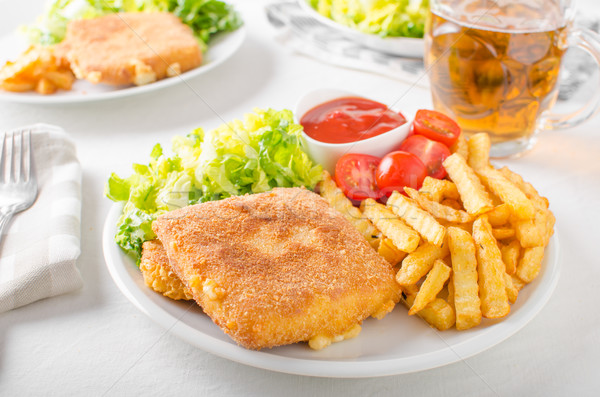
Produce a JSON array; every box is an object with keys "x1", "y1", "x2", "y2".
[
  {"x1": 413, "y1": 109, "x2": 461, "y2": 147},
  {"x1": 334, "y1": 153, "x2": 382, "y2": 201},
  {"x1": 399, "y1": 135, "x2": 451, "y2": 179},
  {"x1": 376, "y1": 151, "x2": 427, "y2": 198}
]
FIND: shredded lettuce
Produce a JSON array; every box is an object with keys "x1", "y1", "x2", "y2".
[
  {"x1": 106, "y1": 108, "x2": 323, "y2": 263},
  {"x1": 308, "y1": 0, "x2": 429, "y2": 39},
  {"x1": 23, "y1": 0, "x2": 242, "y2": 48}
]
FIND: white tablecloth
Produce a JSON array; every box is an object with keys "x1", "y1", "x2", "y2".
[{"x1": 1, "y1": 1, "x2": 599, "y2": 395}]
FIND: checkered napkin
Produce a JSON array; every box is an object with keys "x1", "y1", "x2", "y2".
[
  {"x1": 0, "y1": 124, "x2": 83, "y2": 313},
  {"x1": 265, "y1": 1, "x2": 428, "y2": 87}
]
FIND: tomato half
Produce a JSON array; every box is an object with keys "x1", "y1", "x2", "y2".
[
  {"x1": 334, "y1": 153, "x2": 382, "y2": 201},
  {"x1": 399, "y1": 135, "x2": 451, "y2": 179},
  {"x1": 413, "y1": 109, "x2": 461, "y2": 147},
  {"x1": 376, "y1": 151, "x2": 427, "y2": 198}
]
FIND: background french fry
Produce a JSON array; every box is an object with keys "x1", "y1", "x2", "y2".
[
  {"x1": 472, "y1": 216, "x2": 510, "y2": 318},
  {"x1": 396, "y1": 243, "x2": 449, "y2": 285},
  {"x1": 467, "y1": 132, "x2": 491, "y2": 170},
  {"x1": 387, "y1": 191, "x2": 446, "y2": 247},
  {"x1": 443, "y1": 153, "x2": 494, "y2": 216},
  {"x1": 447, "y1": 227, "x2": 482, "y2": 330},
  {"x1": 409, "y1": 259, "x2": 451, "y2": 315}
]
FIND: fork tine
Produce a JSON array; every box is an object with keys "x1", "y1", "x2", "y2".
[
  {"x1": 3, "y1": 132, "x2": 13, "y2": 183},
  {"x1": 0, "y1": 133, "x2": 4, "y2": 183},
  {"x1": 23, "y1": 130, "x2": 32, "y2": 182},
  {"x1": 14, "y1": 131, "x2": 22, "y2": 183}
]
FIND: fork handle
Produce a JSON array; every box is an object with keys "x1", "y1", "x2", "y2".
[{"x1": 0, "y1": 210, "x2": 15, "y2": 243}]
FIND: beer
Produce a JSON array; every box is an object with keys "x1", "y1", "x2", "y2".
[{"x1": 425, "y1": 0, "x2": 568, "y2": 149}]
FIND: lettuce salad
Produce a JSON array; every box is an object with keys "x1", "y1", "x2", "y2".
[
  {"x1": 106, "y1": 109, "x2": 323, "y2": 263},
  {"x1": 23, "y1": 0, "x2": 242, "y2": 49},
  {"x1": 309, "y1": 0, "x2": 429, "y2": 39}
]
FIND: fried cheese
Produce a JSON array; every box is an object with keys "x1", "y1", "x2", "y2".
[{"x1": 152, "y1": 188, "x2": 400, "y2": 350}]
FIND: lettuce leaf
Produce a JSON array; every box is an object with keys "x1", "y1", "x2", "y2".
[
  {"x1": 309, "y1": 0, "x2": 429, "y2": 39},
  {"x1": 106, "y1": 108, "x2": 322, "y2": 263},
  {"x1": 23, "y1": 0, "x2": 242, "y2": 48}
]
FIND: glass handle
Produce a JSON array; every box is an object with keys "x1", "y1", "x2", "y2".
[{"x1": 541, "y1": 28, "x2": 600, "y2": 130}]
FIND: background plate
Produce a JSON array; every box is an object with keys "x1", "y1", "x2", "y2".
[
  {"x1": 0, "y1": 26, "x2": 246, "y2": 104},
  {"x1": 103, "y1": 202, "x2": 560, "y2": 378},
  {"x1": 297, "y1": 0, "x2": 424, "y2": 58}
]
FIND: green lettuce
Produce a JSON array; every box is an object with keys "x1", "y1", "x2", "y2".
[
  {"x1": 308, "y1": 0, "x2": 429, "y2": 39},
  {"x1": 106, "y1": 108, "x2": 323, "y2": 263},
  {"x1": 23, "y1": 0, "x2": 242, "y2": 48}
]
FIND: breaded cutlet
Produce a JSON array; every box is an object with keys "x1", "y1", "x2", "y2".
[
  {"x1": 152, "y1": 187, "x2": 400, "y2": 350},
  {"x1": 56, "y1": 12, "x2": 202, "y2": 86},
  {"x1": 140, "y1": 240, "x2": 192, "y2": 301}
]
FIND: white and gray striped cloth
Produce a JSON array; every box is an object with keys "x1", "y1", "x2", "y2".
[{"x1": 0, "y1": 124, "x2": 82, "y2": 313}]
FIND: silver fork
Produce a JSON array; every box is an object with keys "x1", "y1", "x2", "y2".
[{"x1": 0, "y1": 130, "x2": 38, "y2": 242}]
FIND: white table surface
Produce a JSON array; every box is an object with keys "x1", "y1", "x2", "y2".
[{"x1": 1, "y1": 0, "x2": 599, "y2": 395}]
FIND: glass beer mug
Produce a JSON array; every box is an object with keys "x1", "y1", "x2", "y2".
[{"x1": 424, "y1": 0, "x2": 600, "y2": 157}]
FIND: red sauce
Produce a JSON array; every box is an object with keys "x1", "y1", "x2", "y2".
[{"x1": 300, "y1": 96, "x2": 407, "y2": 144}]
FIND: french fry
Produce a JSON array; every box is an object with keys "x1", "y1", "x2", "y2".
[
  {"x1": 402, "y1": 293, "x2": 455, "y2": 331},
  {"x1": 511, "y1": 275, "x2": 526, "y2": 292},
  {"x1": 516, "y1": 246, "x2": 545, "y2": 283},
  {"x1": 318, "y1": 171, "x2": 380, "y2": 249},
  {"x1": 476, "y1": 166, "x2": 535, "y2": 221},
  {"x1": 405, "y1": 187, "x2": 473, "y2": 224},
  {"x1": 504, "y1": 273, "x2": 519, "y2": 304},
  {"x1": 443, "y1": 153, "x2": 494, "y2": 216},
  {"x1": 396, "y1": 242, "x2": 449, "y2": 285},
  {"x1": 467, "y1": 132, "x2": 491, "y2": 170},
  {"x1": 35, "y1": 77, "x2": 57, "y2": 95},
  {"x1": 386, "y1": 191, "x2": 446, "y2": 247},
  {"x1": 441, "y1": 198, "x2": 462, "y2": 210},
  {"x1": 378, "y1": 237, "x2": 408, "y2": 266},
  {"x1": 447, "y1": 227, "x2": 482, "y2": 330},
  {"x1": 487, "y1": 203, "x2": 511, "y2": 227},
  {"x1": 498, "y1": 166, "x2": 555, "y2": 246},
  {"x1": 446, "y1": 274, "x2": 455, "y2": 309},
  {"x1": 512, "y1": 213, "x2": 547, "y2": 248},
  {"x1": 420, "y1": 176, "x2": 460, "y2": 202},
  {"x1": 472, "y1": 216, "x2": 510, "y2": 318},
  {"x1": 450, "y1": 132, "x2": 469, "y2": 160},
  {"x1": 500, "y1": 239, "x2": 520, "y2": 275},
  {"x1": 492, "y1": 227, "x2": 515, "y2": 240},
  {"x1": 409, "y1": 259, "x2": 452, "y2": 315},
  {"x1": 361, "y1": 198, "x2": 420, "y2": 253}
]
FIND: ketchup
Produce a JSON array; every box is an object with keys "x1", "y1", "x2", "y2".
[{"x1": 300, "y1": 96, "x2": 407, "y2": 144}]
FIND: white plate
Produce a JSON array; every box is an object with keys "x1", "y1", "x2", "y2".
[
  {"x1": 0, "y1": 26, "x2": 246, "y2": 104},
  {"x1": 297, "y1": 0, "x2": 424, "y2": 58},
  {"x1": 103, "y1": 202, "x2": 560, "y2": 378}
]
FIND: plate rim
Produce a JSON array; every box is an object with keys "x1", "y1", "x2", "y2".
[
  {"x1": 102, "y1": 201, "x2": 560, "y2": 378},
  {"x1": 0, "y1": 25, "x2": 246, "y2": 104}
]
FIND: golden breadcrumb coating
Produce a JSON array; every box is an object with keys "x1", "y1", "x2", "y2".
[
  {"x1": 152, "y1": 187, "x2": 400, "y2": 350},
  {"x1": 140, "y1": 239, "x2": 193, "y2": 301},
  {"x1": 56, "y1": 12, "x2": 201, "y2": 86}
]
